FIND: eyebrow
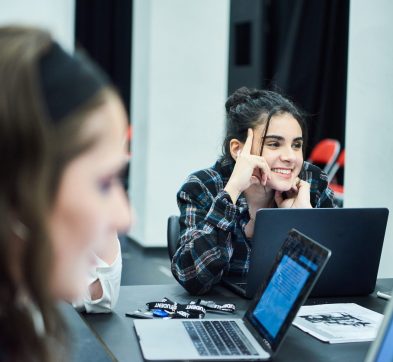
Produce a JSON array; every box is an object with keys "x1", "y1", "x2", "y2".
[{"x1": 263, "y1": 135, "x2": 303, "y2": 142}]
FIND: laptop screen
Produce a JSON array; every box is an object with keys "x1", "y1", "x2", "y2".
[
  {"x1": 373, "y1": 313, "x2": 393, "y2": 361},
  {"x1": 246, "y1": 208, "x2": 389, "y2": 299},
  {"x1": 245, "y1": 229, "x2": 330, "y2": 352},
  {"x1": 252, "y1": 254, "x2": 310, "y2": 338}
]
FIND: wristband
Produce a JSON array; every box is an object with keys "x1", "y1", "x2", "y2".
[{"x1": 145, "y1": 297, "x2": 236, "y2": 319}]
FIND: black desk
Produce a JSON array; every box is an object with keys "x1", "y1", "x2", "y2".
[
  {"x1": 59, "y1": 302, "x2": 113, "y2": 361},
  {"x1": 82, "y1": 279, "x2": 393, "y2": 362}
]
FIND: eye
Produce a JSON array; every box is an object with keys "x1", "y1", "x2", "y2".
[
  {"x1": 98, "y1": 178, "x2": 113, "y2": 194},
  {"x1": 266, "y1": 141, "x2": 280, "y2": 148},
  {"x1": 98, "y1": 175, "x2": 122, "y2": 194},
  {"x1": 98, "y1": 165, "x2": 128, "y2": 194},
  {"x1": 292, "y1": 142, "x2": 303, "y2": 150}
]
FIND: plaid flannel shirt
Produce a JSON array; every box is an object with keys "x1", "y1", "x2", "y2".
[{"x1": 171, "y1": 158, "x2": 336, "y2": 295}]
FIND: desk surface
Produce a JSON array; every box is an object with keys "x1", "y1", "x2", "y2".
[
  {"x1": 59, "y1": 302, "x2": 112, "y2": 362},
  {"x1": 82, "y1": 279, "x2": 393, "y2": 362}
]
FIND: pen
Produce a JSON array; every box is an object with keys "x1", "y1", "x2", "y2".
[
  {"x1": 125, "y1": 310, "x2": 154, "y2": 319},
  {"x1": 377, "y1": 291, "x2": 391, "y2": 300}
]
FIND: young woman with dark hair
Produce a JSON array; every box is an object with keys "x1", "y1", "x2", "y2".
[
  {"x1": 171, "y1": 87, "x2": 335, "y2": 295},
  {"x1": 0, "y1": 26, "x2": 130, "y2": 361}
]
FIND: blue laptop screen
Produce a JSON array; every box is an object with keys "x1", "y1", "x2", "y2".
[
  {"x1": 375, "y1": 315, "x2": 393, "y2": 361},
  {"x1": 252, "y1": 255, "x2": 310, "y2": 338},
  {"x1": 245, "y1": 229, "x2": 330, "y2": 352}
]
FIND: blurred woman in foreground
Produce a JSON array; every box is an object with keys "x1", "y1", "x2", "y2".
[{"x1": 0, "y1": 26, "x2": 130, "y2": 361}]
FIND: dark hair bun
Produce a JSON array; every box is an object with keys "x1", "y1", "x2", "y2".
[{"x1": 225, "y1": 87, "x2": 264, "y2": 113}]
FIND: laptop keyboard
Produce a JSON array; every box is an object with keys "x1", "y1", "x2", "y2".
[{"x1": 183, "y1": 320, "x2": 259, "y2": 356}]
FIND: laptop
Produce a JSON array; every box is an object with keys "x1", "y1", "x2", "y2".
[
  {"x1": 134, "y1": 229, "x2": 331, "y2": 361},
  {"x1": 222, "y1": 208, "x2": 388, "y2": 299},
  {"x1": 365, "y1": 293, "x2": 393, "y2": 362}
]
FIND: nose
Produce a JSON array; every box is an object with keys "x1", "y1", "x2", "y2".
[
  {"x1": 110, "y1": 183, "x2": 132, "y2": 233},
  {"x1": 280, "y1": 145, "x2": 296, "y2": 162}
]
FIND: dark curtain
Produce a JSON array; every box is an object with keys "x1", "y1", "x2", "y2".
[
  {"x1": 228, "y1": 0, "x2": 349, "y2": 156},
  {"x1": 264, "y1": 0, "x2": 349, "y2": 154},
  {"x1": 75, "y1": 0, "x2": 133, "y2": 191},
  {"x1": 75, "y1": 0, "x2": 132, "y2": 114}
]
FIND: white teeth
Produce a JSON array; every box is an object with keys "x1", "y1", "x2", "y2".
[{"x1": 272, "y1": 168, "x2": 291, "y2": 175}]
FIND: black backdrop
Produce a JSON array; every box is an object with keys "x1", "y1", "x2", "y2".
[
  {"x1": 228, "y1": 0, "x2": 349, "y2": 155},
  {"x1": 75, "y1": 0, "x2": 349, "y2": 156},
  {"x1": 75, "y1": 0, "x2": 133, "y2": 190},
  {"x1": 75, "y1": 0, "x2": 132, "y2": 115}
]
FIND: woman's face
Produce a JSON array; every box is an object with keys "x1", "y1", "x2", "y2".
[
  {"x1": 251, "y1": 112, "x2": 304, "y2": 192},
  {"x1": 49, "y1": 95, "x2": 131, "y2": 301}
]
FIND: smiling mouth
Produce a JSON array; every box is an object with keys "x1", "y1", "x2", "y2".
[{"x1": 271, "y1": 168, "x2": 292, "y2": 175}]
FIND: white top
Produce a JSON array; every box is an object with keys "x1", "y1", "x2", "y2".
[{"x1": 73, "y1": 238, "x2": 122, "y2": 313}]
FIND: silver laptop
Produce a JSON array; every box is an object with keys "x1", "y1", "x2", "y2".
[
  {"x1": 134, "y1": 229, "x2": 331, "y2": 361},
  {"x1": 365, "y1": 292, "x2": 393, "y2": 362},
  {"x1": 223, "y1": 208, "x2": 389, "y2": 299}
]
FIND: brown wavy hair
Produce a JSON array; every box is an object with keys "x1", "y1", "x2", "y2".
[
  {"x1": 223, "y1": 87, "x2": 307, "y2": 160},
  {"x1": 0, "y1": 26, "x2": 116, "y2": 361}
]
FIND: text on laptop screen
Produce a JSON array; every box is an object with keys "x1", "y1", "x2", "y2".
[
  {"x1": 245, "y1": 230, "x2": 329, "y2": 351},
  {"x1": 252, "y1": 255, "x2": 310, "y2": 338}
]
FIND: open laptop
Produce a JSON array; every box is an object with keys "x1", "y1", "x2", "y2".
[
  {"x1": 222, "y1": 208, "x2": 388, "y2": 299},
  {"x1": 365, "y1": 293, "x2": 393, "y2": 362},
  {"x1": 134, "y1": 229, "x2": 331, "y2": 361}
]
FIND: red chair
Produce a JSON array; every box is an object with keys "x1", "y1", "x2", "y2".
[
  {"x1": 328, "y1": 149, "x2": 345, "y2": 183},
  {"x1": 328, "y1": 150, "x2": 345, "y2": 202},
  {"x1": 307, "y1": 139, "x2": 341, "y2": 174}
]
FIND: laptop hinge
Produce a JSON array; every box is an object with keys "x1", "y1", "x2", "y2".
[{"x1": 243, "y1": 317, "x2": 274, "y2": 355}]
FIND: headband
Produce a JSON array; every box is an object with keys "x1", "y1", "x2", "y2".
[{"x1": 38, "y1": 42, "x2": 109, "y2": 123}]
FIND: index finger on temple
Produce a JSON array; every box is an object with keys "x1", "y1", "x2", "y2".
[{"x1": 242, "y1": 128, "x2": 254, "y2": 154}]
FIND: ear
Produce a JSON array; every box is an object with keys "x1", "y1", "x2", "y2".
[{"x1": 229, "y1": 139, "x2": 243, "y2": 161}]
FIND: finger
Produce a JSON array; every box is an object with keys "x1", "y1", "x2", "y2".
[
  {"x1": 261, "y1": 166, "x2": 269, "y2": 185},
  {"x1": 275, "y1": 191, "x2": 284, "y2": 205},
  {"x1": 242, "y1": 128, "x2": 254, "y2": 155},
  {"x1": 251, "y1": 157, "x2": 272, "y2": 180},
  {"x1": 296, "y1": 181, "x2": 311, "y2": 202},
  {"x1": 250, "y1": 175, "x2": 260, "y2": 185},
  {"x1": 297, "y1": 180, "x2": 310, "y2": 193},
  {"x1": 298, "y1": 179, "x2": 310, "y2": 188},
  {"x1": 290, "y1": 177, "x2": 300, "y2": 192},
  {"x1": 262, "y1": 173, "x2": 267, "y2": 186}
]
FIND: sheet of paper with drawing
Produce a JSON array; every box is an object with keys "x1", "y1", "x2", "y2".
[{"x1": 293, "y1": 303, "x2": 384, "y2": 343}]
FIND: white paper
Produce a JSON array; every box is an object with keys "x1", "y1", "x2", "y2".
[{"x1": 293, "y1": 303, "x2": 383, "y2": 343}]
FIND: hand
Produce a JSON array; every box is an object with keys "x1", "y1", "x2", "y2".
[
  {"x1": 275, "y1": 178, "x2": 312, "y2": 209},
  {"x1": 224, "y1": 129, "x2": 271, "y2": 203}
]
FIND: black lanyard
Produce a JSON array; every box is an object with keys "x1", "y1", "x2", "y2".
[{"x1": 146, "y1": 297, "x2": 236, "y2": 319}]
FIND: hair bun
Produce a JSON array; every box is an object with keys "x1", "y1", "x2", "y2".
[{"x1": 225, "y1": 87, "x2": 264, "y2": 112}]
